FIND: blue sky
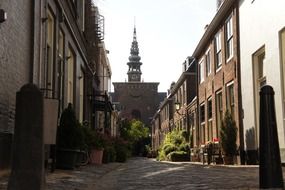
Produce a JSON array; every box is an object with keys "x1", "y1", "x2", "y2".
[{"x1": 95, "y1": 0, "x2": 217, "y2": 92}]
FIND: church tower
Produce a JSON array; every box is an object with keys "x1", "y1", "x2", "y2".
[
  {"x1": 127, "y1": 26, "x2": 142, "y2": 82},
  {"x1": 112, "y1": 25, "x2": 166, "y2": 126}
]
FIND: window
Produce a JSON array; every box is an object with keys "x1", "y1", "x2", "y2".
[
  {"x1": 207, "y1": 97, "x2": 213, "y2": 141},
  {"x1": 258, "y1": 53, "x2": 266, "y2": 86},
  {"x1": 206, "y1": 49, "x2": 211, "y2": 76},
  {"x1": 57, "y1": 29, "x2": 65, "y2": 111},
  {"x1": 215, "y1": 31, "x2": 222, "y2": 70},
  {"x1": 253, "y1": 46, "x2": 266, "y2": 146},
  {"x1": 79, "y1": 69, "x2": 84, "y2": 123},
  {"x1": 183, "y1": 82, "x2": 186, "y2": 105},
  {"x1": 46, "y1": 9, "x2": 55, "y2": 98},
  {"x1": 200, "y1": 123, "x2": 205, "y2": 144},
  {"x1": 216, "y1": 91, "x2": 223, "y2": 137},
  {"x1": 200, "y1": 103, "x2": 205, "y2": 144},
  {"x1": 226, "y1": 82, "x2": 235, "y2": 120},
  {"x1": 225, "y1": 15, "x2": 233, "y2": 61},
  {"x1": 67, "y1": 46, "x2": 75, "y2": 105},
  {"x1": 199, "y1": 59, "x2": 205, "y2": 83},
  {"x1": 200, "y1": 103, "x2": 205, "y2": 122},
  {"x1": 58, "y1": 30, "x2": 64, "y2": 59},
  {"x1": 208, "y1": 98, "x2": 212, "y2": 119},
  {"x1": 280, "y1": 29, "x2": 285, "y2": 123},
  {"x1": 82, "y1": 0, "x2": 85, "y2": 31}
]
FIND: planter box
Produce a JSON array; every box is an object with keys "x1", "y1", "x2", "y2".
[
  {"x1": 89, "y1": 149, "x2": 104, "y2": 164},
  {"x1": 223, "y1": 156, "x2": 234, "y2": 165},
  {"x1": 56, "y1": 148, "x2": 78, "y2": 169}
]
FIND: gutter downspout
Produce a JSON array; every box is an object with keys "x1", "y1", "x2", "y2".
[
  {"x1": 29, "y1": 0, "x2": 35, "y2": 83},
  {"x1": 236, "y1": 1, "x2": 245, "y2": 165}
]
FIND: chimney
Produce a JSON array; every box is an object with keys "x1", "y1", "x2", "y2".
[
  {"x1": 204, "y1": 24, "x2": 209, "y2": 31},
  {"x1": 216, "y1": 0, "x2": 224, "y2": 11}
]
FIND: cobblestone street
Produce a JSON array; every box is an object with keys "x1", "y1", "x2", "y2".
[
  {"x1": 91, "y1": 157, "x2": 261, "y2": 190},
  {"x1": 2, "y1": 157, "x2": 285, "y2": 189}
]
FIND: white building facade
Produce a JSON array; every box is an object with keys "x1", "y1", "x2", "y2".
[{"x1": 239, "y1": 0, "x2": 285, "y2": 162}]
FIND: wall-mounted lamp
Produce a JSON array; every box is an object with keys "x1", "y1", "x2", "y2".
[
  {"x1": 0, "y1": 9, "x2": 7, "y2": 23},
  {"x1": 65, "y1": 56, "x2": 72, "y2": 60},
  {"x1": 175, "y1": 101, "x2": 184, "y2": 116},
  {"x1": 175, "y1": 101, "x2": 181, "y2": 111}
]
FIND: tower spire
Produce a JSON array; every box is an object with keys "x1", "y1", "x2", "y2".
[{"x1": 127, "y1": 25, "x2": 142, "y2": 82}]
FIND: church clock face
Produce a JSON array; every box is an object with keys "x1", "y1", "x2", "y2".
[{"x1": 131, "y1": 74, "x2": 138, "y2": 80}]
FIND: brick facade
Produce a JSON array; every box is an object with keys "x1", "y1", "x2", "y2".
[
  {"x1": 113, "y1": 82, "x2": 165, "y2": 126},
  {"x1": 0, "y1": 0, "x2": 110, "y2": 170},
  {"x1": 0, "y1": 0, "x2": 34, "y2": 169},
  {"x1": 194, "y1": 0, "x2": 243, "y2": 163}
]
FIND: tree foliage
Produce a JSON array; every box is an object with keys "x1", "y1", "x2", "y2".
[
  {"x1": 157, "y1": 129, "x2": 190, "y2": 161},
  {"x1": 119, "y1": 119, "x2": 150, "y2": 156},
  {"x1": 220, "y1": 110, "x2": 237, "y2": 156}
]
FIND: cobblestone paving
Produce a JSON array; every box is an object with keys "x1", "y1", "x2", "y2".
[
  {"x1": 93, "y1": 157, "x2": 262, "y2": 190},
  {"x1": 1, "y1": 157, "x2": 285, "y2": 189}
]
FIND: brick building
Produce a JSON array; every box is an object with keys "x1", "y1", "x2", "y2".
[
  {"x1": 194, "y1": 0, "x2": 243, "y2": 163},
  {"x1": 151, "y1": 57, "x2": 196, "y2": 152},
  {"x1": 112, "y1": 27, "x2": 166, "y2": 126},
  {"x1": 0, "y1": 0, "x2": 114, "y2": 170},
  {"x1": 0, "y1": 1, "x2": 35, "y2": 170},
  {"x1": 151, "y1": 0, "x2": 244, "y2": 164}
]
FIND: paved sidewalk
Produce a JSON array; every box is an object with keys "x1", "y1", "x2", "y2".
[{"x1": 0, "y1": 162, "x2": 122, "y2": 190}]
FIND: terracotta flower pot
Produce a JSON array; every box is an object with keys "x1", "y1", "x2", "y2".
[
  {"x1": 223, "y1": 156, "x2": 234, "y2": 165},
  {"x1": 89, "y1": 148, "x2": 104, "y2": 164}
]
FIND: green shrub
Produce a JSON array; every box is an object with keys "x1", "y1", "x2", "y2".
[
  {"x1": 103, "y1": 146, "x2": 117, "y2": 163},
  {"x1": 162, "y1": 143, "x2": 177, "y2": 156},
  {"x1": 156, "y1": 148, "x2": 166, "y2": 161},
  {"x1": 57, "y1": 104, "x2": 83, "y2": 149},
  {"x1": 181, "y1": 130, "x2": 188, "y2": 140},
  {"x1": 220, "y1": 110, "x2": 237, "y2": 157},
  {"x1": 115, "y1": 138, "x2": 130, "y2": 162},
  {"x1": 178, "y1": 143, "x2": 190, "y2": 152},
  {"x1": 157, "y1": 129, "x2": 189, "y2": 161},
  {"x1": 167, "y1": 151, "x2": 189, "y2": 162}
]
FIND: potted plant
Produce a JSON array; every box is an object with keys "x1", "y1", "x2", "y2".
[
  {"x1": 88, "y1": 129, "x2": 105, "y2": 164},
  {"x1": 220, "y1": 110, "x2": 237, "y2": 165},
  {"x1": 56, "y1": 103, "x2": 83, "y2": 169}
]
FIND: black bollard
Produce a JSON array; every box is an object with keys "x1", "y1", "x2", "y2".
[
  {"x1": 8, "y1": 84, "x2": 45, "y2": 190},
  {"x1": 259, "y1": 85, "x2": 284, "y2": 189}
]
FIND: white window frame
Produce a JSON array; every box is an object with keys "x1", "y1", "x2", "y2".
[
  {"x1": 215, "y1": 90, "x2": 223, "y2": 138},
  {"x1": 199, "y1": 59, "x2": 205, "y2": 83},
  {"x1": 200, "y1": 102, "x2": 206, "y2": 145},
  {"x1": 206, "y1": 48, "x2": 211, "y2": 76},
  {"x1": 46, "y1": 9, "x2": 55, "y2": 98},
  {"x1": 215, "y1": 31, "x2": 222, "y2": 72},
  {"x1": 79, "y1": 69, "x2": 84, "y2": 123},
  {"x1": 226, "y1": 81, "x2": 235, "y2": 119},
  {"x1": 67, "y1": 46, "x2": 75, "y2": 105},
  {"x1": 207, "y1": 97, "x2": 213, "y2": 142},
  {"x1": 225, "y1": 14, "x2": 234, "y2": 62}
]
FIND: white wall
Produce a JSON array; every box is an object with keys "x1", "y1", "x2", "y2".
[{"x1": 239, "y1": 0, "x2": 285, "y2": 159}]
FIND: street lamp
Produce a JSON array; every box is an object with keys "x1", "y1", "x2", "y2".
[
  {"x1": 175, "y1": 101, "x2": 180, "y2": 111},
  {"x1": 174, "y1": 101, "x2": 184, "y2": 116},
  {"x1": 0, "y1": 9, "x2": 7, "y2": 23}
]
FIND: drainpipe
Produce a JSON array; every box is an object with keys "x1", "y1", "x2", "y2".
[
  {"x1": 29, "y1": 0, "x2": 35, "y2": 83},
  {"x1": 236, "y1": 1, "x2": 245, "y2": 165}
]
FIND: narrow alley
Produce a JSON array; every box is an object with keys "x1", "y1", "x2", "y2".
[{"x1": 1, "y1": 157, "x2": 270, "y2": 190}]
